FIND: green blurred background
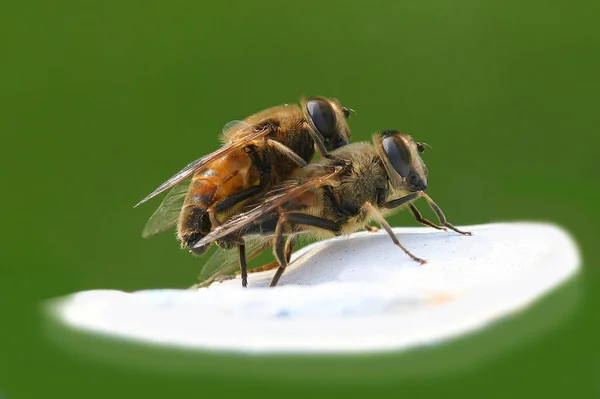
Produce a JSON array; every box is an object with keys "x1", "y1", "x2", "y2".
[{"x1": 1, "y1": 0, "x2": 599, "y2": 397}]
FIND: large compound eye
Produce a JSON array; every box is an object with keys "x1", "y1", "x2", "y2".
[
  {"x1": 306, "y1": 99, "x2": 337, "y2": 139},
  {"x1": 382, "y1": 133, "x2": 411, "y2": 178}
]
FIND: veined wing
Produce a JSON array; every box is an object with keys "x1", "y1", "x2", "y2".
[
  {"x1": 134, "y1": 123, "x2": 269, "y2": 208},
  {"x1": 192, "y1": 165, "x2": 343, "y2": 249},
  {"x1": 194, "y1": 237, "x2": 272, "y2": 288},
  {"x1": 141, "y1": 180, "x2": 190, "y2": 238}
]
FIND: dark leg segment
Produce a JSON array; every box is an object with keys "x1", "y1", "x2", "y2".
[
  {"x1": 409, "y1": 204, "x2": 446, "y2": 231},
  {"x1": 248, "y1": 236, "x2": 298, "y2": 275},
  {"x1": 382, "y1": 191, "x2": 422, "y2": 210},
  {"x1": 213, "y1": 186, "x2": 262, "y2": 213},
  {"x1": 238, "y1": 242, "x2": 248, "y2": 287},
  {"x1": 420, "y1": 193, "x2": 472, "y2": 235},
  {"x1": 209, "y1": 205, "x2": 249, "y2": 287},
  {"x1": 284, "y1": 213, "x2": 339, "y2": 231},
  {"x1": 270, "y1": 213, "x2": 340, "y2": 287},
  {"x1": 208, "y1": 186, "x2": 267, "y2": 287}
]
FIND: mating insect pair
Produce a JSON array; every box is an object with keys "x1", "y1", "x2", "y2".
[
  {"x1": 136, "y1": 96, "x2": 352, "y2": 284},
  {"x1": 136, "y1": 96, "x2": 470, "y2": 288},
  {"x1": 191, "y1": 130, "x2": 471, "y2": 287}
]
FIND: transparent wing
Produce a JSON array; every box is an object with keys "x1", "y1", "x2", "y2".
[
  {"x1": 134, "y1": 125, "x2": 270, "y2": 208},
  {"x1": 221, "y1": 120, "x2": 250, "y2": 134},
  {"x1": 220, "y1": 120, "x2": 252, "y2": 144},
  {"x1": 192, "y1": 165, "x2": 343, "y2": 249},
  {"x1": 195, "y1": 237, "x2": 272, "y2": 287},
  {"x1": 141, "y1": 180, "x2": 190, "y2": 238}
]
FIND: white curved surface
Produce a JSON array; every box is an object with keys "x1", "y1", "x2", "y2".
[{"x1": 48, "y1": 222, "x2": 580, "y2": 354}]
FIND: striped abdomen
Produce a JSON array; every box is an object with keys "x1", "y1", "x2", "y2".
[{"x1": 178, "y1": 149, "x2": 261, "y2": 254}]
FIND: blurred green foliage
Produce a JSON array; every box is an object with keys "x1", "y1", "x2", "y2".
[{"x1": 1, "y1": 0, "x2": 598, "y2": 398}]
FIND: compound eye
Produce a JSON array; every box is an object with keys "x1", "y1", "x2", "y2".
[
  {"x1": 416, "y1": 143, "x2": 425, "y2": 153},
  {"x1": 342, "y1": 107, "x2": 351, "y2": 118},
  {"x1": 382, "y1": 134, "x2": 411, "y2": 178},
  {"x1": 306, "y1": 99, "x2": 337, "y2": 139}
]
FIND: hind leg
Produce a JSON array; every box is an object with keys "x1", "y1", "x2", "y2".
[
  {"x1": 270, "y1": 213, "x2": 339, "y2": 287},
  {"x1": 185, "y1": 185, "x2": 263, "y2": 255},
  {"x1": 247, "y1": 236, "x2": 298, "y2": 275}
]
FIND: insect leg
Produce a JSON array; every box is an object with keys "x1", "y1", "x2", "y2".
[
  {"x1": 420, "y1": 193, "x2": 472, "y2": 236},
  {"x1": 207, "y1": 207, "x2": 220, "y2": 229},
  {"x1": 304, "y1": 121, "x2": 330, "y2": 159},
  {"x1": 363, "y1": 201, "x2": 426, "y2": 264},
  {"x1": 270, "y1": 217, "x2": 289, "y2": 287},
  {"x1": 248, "y1": 260, "x2": 279, "y2": 274},
  {"x1": 206, "y1": 185, "x2": 263, "y2": 252},
  {"x1": 248, "y1": 235, "x2": 298, "y2": 275},
  {"x1": 382, "y1": 191, "x2": 423, "y2": 209},
  {"x1": 270, "y1": 213, "x2": 340, "y2": 287},
  {"x1": 409, "y1": 204, "x2": 447, "y2": 231},
  {"x1": 238, "y1": 241, "x2": 248, "y2": 287},
  {"x1": 266, "y1": 139, "x2": 308, "y2": 167},
  {"x1": 284, "y1": 235, "x2": 298, "y2": 262},
  {"x1": 223, "y1": 234, "x2": 249, "y2": 287},
  {"x1": 213, "y1": 186, "x2": 263, "y2": 213},
  {"x1": 207, "y1": 205, "x2": 250, "y2": 287},
  {"x1": 364, "y1": 224, "x2": 379, "y2": 233}
]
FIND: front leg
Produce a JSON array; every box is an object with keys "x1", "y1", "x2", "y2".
[
  {"x1": 303, "y1": 121, "x2": 330, "y2": 159},
  {"x1": 382, "y1": 192, "x2": 471, "y2": 236},
  {"x1": 420, "y1": 193, "x2": 472, "y2": 236},
  {"x1": 409, "y1": 204, "x2": 446, "y2": 231},
  {"x1": 266, "y1": 139, "x2": 308, "y2": 167}
]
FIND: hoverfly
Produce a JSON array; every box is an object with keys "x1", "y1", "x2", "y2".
[
  {"x1": 135, "y1": 96, "x2": 352, "y2": 286},
  {"x1": 192, "y1": 130, "x2": 471, "y2": 288}
]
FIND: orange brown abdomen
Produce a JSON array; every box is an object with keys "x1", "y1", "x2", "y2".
[{"x1": 178, "y1": 148, "x2": 262, "y2": 254}]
